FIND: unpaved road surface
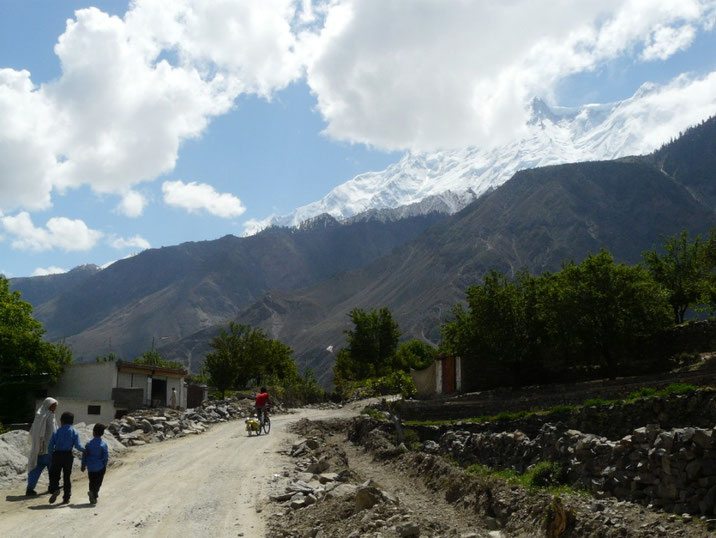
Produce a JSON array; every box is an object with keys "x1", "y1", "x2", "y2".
[{"x1": 0, "y1": 407, "x2": 351, "y2": 538}]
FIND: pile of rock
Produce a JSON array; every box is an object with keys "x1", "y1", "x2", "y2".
[
  {"x1": 269, "y1": 433, "x2": 432, "y2": 538},
  {"x1": 107, "y1": 397, "x2": 257, "y2": 447},
  {"x1": 439, "y1": 421, "x2": 716, "y2": 516},
  {"x1": 270, "y1": 437, "x2": 362, "y2": 510}
]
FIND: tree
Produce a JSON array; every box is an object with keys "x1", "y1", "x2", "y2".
[
  {"x1": 0, "y1": 276, "x2": 73, "y2": 422},
  {"x1": 333, "y1": 307, "x2": 401, "y2": 384},
  {"x1": 394, "y1": 339, "x2": 436, "y2": 371},
  {"x1": 440, "y1": 270, "x2": 544, "y2": 389},
  {"x1": 554, "y1": 250, "x2": 671, "y2": 378},
  {"x1": 643, "y1": 230, "x2": 711, "y2": 324},
  {"x1": 133, "y1": 350, "x2": 184, "y2": 370},
  {"x1": 203, "y1": 322, "x2": 298, "y2": 397}
]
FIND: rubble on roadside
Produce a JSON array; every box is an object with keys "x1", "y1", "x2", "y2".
[
  {"x1": 266, "y1": 415, "x2": 716, "y2": 538},
  {"x1": 108, "y1": 396, "x2": 269, "y2": 447},
  {"x1": 266, "y1": 419, "x2": 477, "y2": 538}
]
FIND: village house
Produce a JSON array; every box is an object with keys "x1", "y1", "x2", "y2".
[
  {"x1": 41, "y1": 360, "x2": 189, "y2": 425},
  {"x1": 411, "y1": 355, "x2": 463, "y2": 398}
]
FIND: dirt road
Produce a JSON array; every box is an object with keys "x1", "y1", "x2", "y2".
[{"x1": 0, "y1": 407, "x2": 345, "y2": 538}]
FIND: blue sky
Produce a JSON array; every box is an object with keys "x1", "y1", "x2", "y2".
[{"x1": 1, "y1": 1, "x2": 716, "y2": 278}]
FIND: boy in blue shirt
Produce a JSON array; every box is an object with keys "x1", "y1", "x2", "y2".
[
  {"x1": 81, "y1": 423, "x2": 109, "y2": 504},
  {"x1": 48, "y1": 411, "x2": 84, "y2": 504}
]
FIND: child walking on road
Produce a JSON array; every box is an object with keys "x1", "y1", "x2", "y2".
[
  {"x1": 81, "y1": 423, "x2": 109, "y2": 504},
  {"x1": 48, "y1": 411, "x2": 84, "y2": 504}
]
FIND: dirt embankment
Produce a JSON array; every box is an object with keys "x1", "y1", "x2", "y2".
[{"x1": 266, "y1": 416, "x2": 716, "y2": 538}]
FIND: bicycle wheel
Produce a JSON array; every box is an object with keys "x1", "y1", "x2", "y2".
[{"x1": 262, "y1": 416, "x2": 271, "y2": 434}]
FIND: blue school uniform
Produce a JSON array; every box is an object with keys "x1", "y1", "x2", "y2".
[
  {"x1": 82, "y1": 437, "x2": 109, "y2": 472},
  {"x1": 48, "y1": 424, "x2": 84, "y2": 454}
]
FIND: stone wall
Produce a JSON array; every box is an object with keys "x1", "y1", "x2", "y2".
[
  {"x1": 411, "y1": 388, "x2": 716, "y2": 441},
  {"x1": 399, "y1": 369, "x2": 716, "y2": 422},
  {"x1": 438, "y1": 422, "x2": 716, "y2": 516}
]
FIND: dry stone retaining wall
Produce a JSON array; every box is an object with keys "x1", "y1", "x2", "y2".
[
  {"x1": 438, "y1": 422, "x2": 716, "y2": 516},
  {"x1": 411, "y1": 388, "x2": 716, "y2": 441}
]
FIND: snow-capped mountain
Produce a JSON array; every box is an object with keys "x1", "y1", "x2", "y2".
[{"x1": 248, "y1": 82, "x2": 708, "y2": 232}]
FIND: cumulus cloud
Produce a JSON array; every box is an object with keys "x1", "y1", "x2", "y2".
[
  {"x1": 32, "y1": 266, "x2": 68, "y2": 277},
  {"x1": 108, "y1": 234, "x2": 151, "y2": 250},
  {"x1": 116, "y1": 190, "x2": 147, "y2": 218},
  {"x1": 2, "y1": 0, "x2": 716, "y2": 223},
  {"x1": 163, "y1": 180, "x2": 246, "y2": 218},
  {"x1": 0, "y1": 0, "x2": 307, "y2": 214},
  {"x1": 1, "y1": 212, "x2": 103, "y2": 252},
  {"x1": 305, "y1": 0, "x2": 716, "y2": 150}
]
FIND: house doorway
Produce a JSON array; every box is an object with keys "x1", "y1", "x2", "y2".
[{"x1": 151, "y1": 378, "x2": 167, "y2": 407}]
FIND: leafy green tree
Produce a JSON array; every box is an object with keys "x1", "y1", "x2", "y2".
[
  {"x1": 0, "y1": 276, "x2": 73, "y2": 422},
  {"x1": 643, "y1": 230, "x2": 711, "y2": 324},
  {"x1": 394, "y1": 339, "x2": 436, "y2": 371},
  {"x1": 554, "y1": 250, "x2": 671, "y2": 378},
  {"x1": 204, "y1": 322, "x2": 298, "y2": 397},
  {"x1": 133, "y1": 350, "x2": 184, "y2": 370},
  {"x1": 203, "y1": 324, "x2": 243, "y2": 398},
  {"x1": 441, "y1": 270, "x2": 544, "y2": 389},
  {"x1": 333, "y1": 307, "x2": 401, "y2": 385}
]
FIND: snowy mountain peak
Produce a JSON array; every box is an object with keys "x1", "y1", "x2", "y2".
[{"x1": 247, "y1": 82, "x2": 710, "y2": 234}]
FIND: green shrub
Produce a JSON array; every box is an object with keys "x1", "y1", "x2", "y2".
[
  {"x1": 527, "y1": 462, "x2": 566, "y2": 488},
  {"x1": 353, "y1": 370, "x2": 417, "y2": 399},
  {"x1": 361, "y1": 408, "x2": 387, "y2": 421},
  {"x1": 0, "y1": 422, "x2": 7, "y2": 435},
  {"x1": 661, "y1": 383, "x2": 696, "y2": 396},
  {"x1": 402, "y1": 427, "x2": 420, "y2": 449}
]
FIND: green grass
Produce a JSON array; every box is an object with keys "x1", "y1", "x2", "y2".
[
  {"x1": 361, "y1": 407, "x2": 388, "y2": 421},
  {"x1": 465, "y1": 461, "x2": 588, "y2": 497},
  {"x1": 404, "y1": 383, "x2": 704, "y2": 427}
]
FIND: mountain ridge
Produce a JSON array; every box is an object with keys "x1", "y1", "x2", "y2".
[{"x1": 250, "y1": 84, "x2": 711, "y2": 233}]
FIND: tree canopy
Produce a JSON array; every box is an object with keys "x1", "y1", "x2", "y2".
[
  {"x1": 441, "y1": 251, "x2": 672, "y2": 389},
  {"x1": 642, "y1": 230, "x2": 714, "y2": 324},
  {"x1": 0, "y1": 276, "x2": 72, "y2": 422},
  {"x1": 333, "y1": 307, "x2": 401, "y2": 385},
  {"x1": 133, "y1": 349, "x2": 184, "y2": 370},
  {"x1": 203, "y1": 323, "x2": 297, "y2": 398}
]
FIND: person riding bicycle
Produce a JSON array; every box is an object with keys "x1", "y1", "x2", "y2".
[{"x1": 254, "y1": 387, "x2": 270, "y2": 424}]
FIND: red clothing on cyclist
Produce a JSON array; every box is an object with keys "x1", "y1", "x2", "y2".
[{"x1": 255, "y1": 391, "x2": 270, "y2": 408}]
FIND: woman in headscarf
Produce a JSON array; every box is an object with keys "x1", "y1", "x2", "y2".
[{"x1": 26, "y1": 397, "x2": 58, "y2": 496}]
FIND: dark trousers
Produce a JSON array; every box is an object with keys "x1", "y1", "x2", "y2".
[
  {"x1": 49, "y1": 451, "x2": 73, "y2": 500},
  {"x1": 88, "y1": 468, "x2": 106, "y2": 497}
]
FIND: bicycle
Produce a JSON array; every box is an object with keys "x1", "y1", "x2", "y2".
[{"x1": 257, "y1": 407, "x2": 271, "y2": 435}]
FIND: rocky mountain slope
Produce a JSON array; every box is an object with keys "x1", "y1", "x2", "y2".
[
  {"x1": 9, "y1": 214, "x2": 444, "y2": 362},
  {"x1": 160, "y1": 117, "x2": 716, "y2": 384},
  {"x1": 10, "y1": 116, "x2": 716, "y2": 385}
]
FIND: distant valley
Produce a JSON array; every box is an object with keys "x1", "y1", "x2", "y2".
[{"x1": 10, "y1": 115, "x2": 716, "y2": 386}]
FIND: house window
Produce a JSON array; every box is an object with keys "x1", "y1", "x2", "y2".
[{"x1": 87, "y1": 405, "x2": 101, "y2": 415}]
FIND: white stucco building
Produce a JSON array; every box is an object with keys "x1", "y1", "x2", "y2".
[{"x1": 44, "y1": 360, "x2": 188, "y2": 425}]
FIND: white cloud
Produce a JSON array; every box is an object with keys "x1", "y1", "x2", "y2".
[
  {"x1": 108, "y1": 234, "x2": 151, "y2": 250},
  {"x1": 0, "y1": 212, "x2": 103, "y2": 252},
  {"x1": 609, "y1": 71, "x2": 716, "y2": 154},
  {"x1": 306, "y1": 0, "x2": 716, "y2": 150},
  {"x1": 163, "y1": 180, "x2": 246, "y2": 218},
  {"x1": 0, "y1": 1, "x2": 306, "y2": 214},
  {"x1": 116, "y1": 190, "x2": 147, "y2": 218},
  {"x1": 2, "y1": 0, "x2": 716, "y2": 224},
  {"x1": 641, "y1": 24, "x2": 696, "y2": 61},
  {"x1": 32, "y1": 266, "x2": 68, "y2": 277}
]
